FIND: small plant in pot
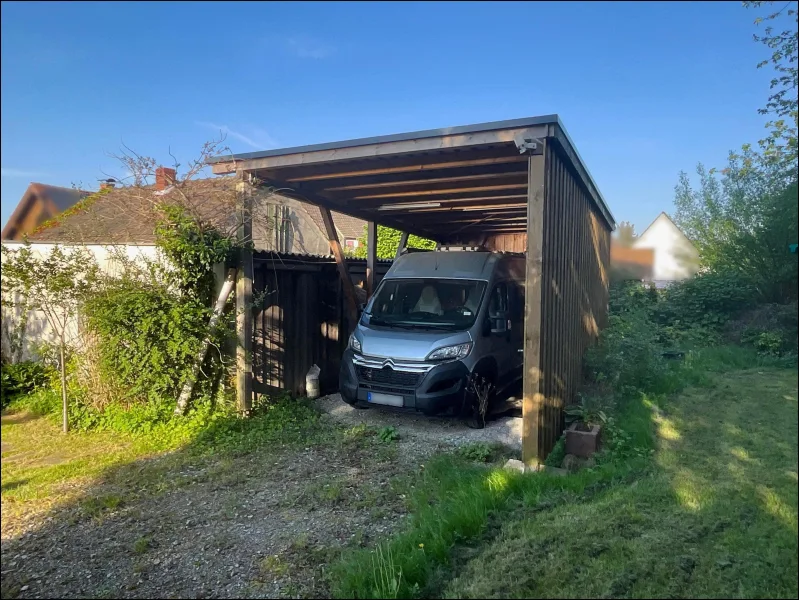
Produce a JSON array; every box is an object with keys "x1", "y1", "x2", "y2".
[{"x1": 564, "y1": 395, "x2": 607, "y2": 458}]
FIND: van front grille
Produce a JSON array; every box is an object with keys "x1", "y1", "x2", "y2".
[{"x1": 356, "y1": 365, "x2": 421, "y2": 389}]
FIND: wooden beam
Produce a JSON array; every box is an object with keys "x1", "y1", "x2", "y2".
[
  {"x1": 396, "y1": 231, "x2": 409, "y2": 259},
  {"x1": 211, "y1": 126, "x2": 545, "y2": 173},
  {"x1": 262, "y1": 181, "x2": 439, "y2": 242},
  {"x1": 351, "y1": 183, "x2": 526, "y2": 201},
  {"x1": 236, "y1": 179, "x2": 254, "y2": 415},
  {"x1": 522, "y1": 144, "x2": 547, "y2": 466},
  {"x1": 320, "y1": 170, "x2": 526, "y2": 192},
  {"x1": 366, "y1": 221, "x2": 377, "y2": 299},
  {"x1": 320, "y1": 206, "x2": 359, "y2": 330},
  {"x1": 352, "y1": 192, "x2": 528, "y2": 210},
  {"x1": 282, "y1": 153, "x2": 528, "y2": 182}
]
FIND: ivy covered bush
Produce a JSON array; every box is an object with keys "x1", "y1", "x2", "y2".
[
  {"x1": 82, "y1": 278, "x2": 215, "y2": 405},
  {"x1": 352, "y1": 224, "x2": 436, "y2": 259}
]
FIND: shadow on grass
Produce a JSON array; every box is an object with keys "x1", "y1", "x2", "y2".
[
  {"x1": 433, "y1": 367, "x2": 798, "y2": 600},
  {"x1": 0, "y1": 399, "x2": 390, "y2": 600}
]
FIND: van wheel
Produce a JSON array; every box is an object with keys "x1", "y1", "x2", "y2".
[{"x1": 462, "y1": 373, "x2": 494, "y2": 429}]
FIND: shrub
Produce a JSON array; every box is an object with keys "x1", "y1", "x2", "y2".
[
  {"x1": 1, "y1": 361, "x2": 51, "y2": 408},
  {"x1": 352, "y1": 225, "x2": 436, "y2": 259},
  {"x1": 742, "y1": 329, "x2": 785, "y2": 356},
  {"x1": 457, "y1": 442, "x2": 493, "y2": 463},
  {"x1": 654, "y1": 272, "x2": 757, "y2": 329},
  {"x1": 585, "y1": 311, "x2": 676, "y2": 397},
  {"x1": 378, "y1": 426, "x2": 400, "y2": 443},
  {"x1": 82, "y1": 278, "x2": 223, "y2": 407}
]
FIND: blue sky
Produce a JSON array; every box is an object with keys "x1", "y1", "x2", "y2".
[{"x1": 0, "y1": 1, "x2": 776, "y2": 232}]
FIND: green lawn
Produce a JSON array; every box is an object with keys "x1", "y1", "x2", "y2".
[
  {"x1": 443, "y1": 368, "x2": 798, "y2": 598},
  {"x1": 330, "y1": 366, "x2": 798, "y2": 599}
]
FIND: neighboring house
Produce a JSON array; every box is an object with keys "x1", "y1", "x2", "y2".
[
  {"x1": 307, "y1": 210, "x2": 364, "y2": 251},
  {"x1": 0, "y1": 167, "x2": 365, "y2": 360},
  {"x1": 632, "y1": 212, "x2": 699, "y2": 285},
  {"x1": 1, "y1": 183, "x2": 90, "y2": 241},
  {"x1": 609, "y1": 242, "x2": 655, "y2": 282},
  {"x1": 7, "y1": 168, "x2": 364, "y2": 255}
]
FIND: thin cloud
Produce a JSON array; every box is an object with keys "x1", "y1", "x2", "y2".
[
  {"x1": 263, "y1": 34, "x2": 336, "y2": 59},
  {"x1": 286, "y1": 35, "x2": 336, "y2": 59},
  {"x1": 195, "y1": 121, "x2": 278, "y2": 150},
  {"x1": 1, "y1": 167, "x2": 47, "y2": 178}
]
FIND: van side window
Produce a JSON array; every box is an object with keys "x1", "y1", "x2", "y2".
[
  {"x1": 488, "y1": 283, "x2": 508, "y2": 317},
  {"x1": 510, "y1": 282, "x2": 525, "y2": 323}
]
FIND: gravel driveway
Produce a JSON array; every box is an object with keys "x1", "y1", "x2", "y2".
[
  {"x1": 2, "y1": 400, "x2": 521, "y2": 599},
  {"x1": 315, "y1": 393, "x2": 522, "y2": 451},
  {"x1": 1, "y1": 422, "x2": 425, "y2": 599}
]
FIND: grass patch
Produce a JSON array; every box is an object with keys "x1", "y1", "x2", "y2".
[
  {"x1": 132, "y1": 535, "x2": 151, "y2": 555},
  {"x1": 329, "y1": 367, "x2": 797, "y2": 599},
  {"x1": 1, "y1": 396, "x2": 333, "y2": 533}
]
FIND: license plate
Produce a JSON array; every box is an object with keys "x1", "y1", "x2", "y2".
[{"x1": 366, "y1": 392, "x2": 404, "y2": 407}]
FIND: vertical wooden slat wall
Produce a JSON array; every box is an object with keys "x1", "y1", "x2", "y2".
[
  {"x1": 251, "y1": 255, "x2": 390, "y2": 398},
  {"x1": 537, "y1": 142, "x2": 612, "y2": 458}
]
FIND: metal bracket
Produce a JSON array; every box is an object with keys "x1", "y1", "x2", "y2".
[{"x1": 513, "y1": 132, "x2": 544, "y2": 155}]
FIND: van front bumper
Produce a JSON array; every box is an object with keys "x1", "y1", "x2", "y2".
[{"x1": 338, "y1": 348, "x2": 470, "y2": 415}]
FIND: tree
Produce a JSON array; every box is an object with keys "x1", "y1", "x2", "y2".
[
  {"x1": 0, "y1": 244, "x2": 98, "y2": 432},
  {"x1": 614, "y1": 221, "x2": 638, "y2": 247},
  {"x1": 673, "y1": 149, "x2": 798, "y2": 302},
  {"x1": 743, "y1": 1, "x2": 798, "y2": 168}
]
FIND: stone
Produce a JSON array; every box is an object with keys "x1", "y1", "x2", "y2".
[
  {"x1": 503, "y1": 459, "x2": 527, "y2": 473},
  {"x1": 544, "y1": 466, "x2": 569, "y2": 477},
  {"x1": 564, "y1": 423, "x2": 601, "y2": 458}
]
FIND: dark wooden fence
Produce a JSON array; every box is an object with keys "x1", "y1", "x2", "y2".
[{"x1": 251, "y1": 252, "x2": 391, "y2": 397}]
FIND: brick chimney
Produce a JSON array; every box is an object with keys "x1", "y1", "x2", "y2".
[{"x1": 155, "y1": 167, "x2": 177, "y2": 191}]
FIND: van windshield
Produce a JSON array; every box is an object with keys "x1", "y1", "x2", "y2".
[{"x1": 366, "y1": 278, "x2": 486, "y2": 330}]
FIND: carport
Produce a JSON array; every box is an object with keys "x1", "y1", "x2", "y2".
[{"x1": 209, "y1": 115, "x2": 614, "y2": 464}]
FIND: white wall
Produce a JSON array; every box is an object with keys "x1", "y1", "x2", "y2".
[
  {"x1": 632, "y1": 214, "x2": 699, "y2": 282},
  {"x1": 1, "y1": 242, "x2": 161, "y2": 362}
]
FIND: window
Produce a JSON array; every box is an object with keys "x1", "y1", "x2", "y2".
[
  {"x1": 344, "y1": 238, "x2": 358, "y2": 249},
  {"x1": 367, "y1": 278, "x2": 486, "y2": 330},
  {"x1": 510, "y1": 282, "x2": 525, "y2": 323},
  {"x1": 488, "y1": 283, "x2": 508, "y2": 317}
]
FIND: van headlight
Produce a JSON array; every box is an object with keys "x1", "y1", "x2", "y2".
[
  {"x1": 349, "y1": 334, "x2": 362, "y2": 353},
  {"x1": 426, "y1": 342, "x2": 472, "y2": 361}
]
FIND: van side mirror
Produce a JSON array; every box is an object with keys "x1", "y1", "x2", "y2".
[{"x1": 490, "y1": 316, "x2": 508, "y2": 334}]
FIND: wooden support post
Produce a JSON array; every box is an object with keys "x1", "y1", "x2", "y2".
[
  {"x1": 366, "y1": 221, "x2": 377, "y2": 299},
  {"x1": 396, "y1": 231, "x2": 409, "y2": 259},
  {"x1": 320, "y1": 206, "x2": 359, "y2": 330},
  {"x1": 522, "y1": 143, "x2": 547, "y2": 466},
  {"x1": 236, "y1": 178, "x2": 254, "y2": 415}
]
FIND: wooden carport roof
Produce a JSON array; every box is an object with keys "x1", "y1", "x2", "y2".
[{"x1": 208, "y1": 115, "x2": 615, "y2": 241}]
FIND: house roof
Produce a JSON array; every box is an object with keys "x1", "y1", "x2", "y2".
[
  {"x1": 1, "y1": 183, "x2": 90, "y2": 241},
  {"x1": 27, "y1": 177, "x2": 240, "y2": 245},
  {"x1": 30, "y1": 183, "x2": 91, "y2": 211},
  {"x1": 24, "y1": 176, "x2": 367, "y2": 249},
  {"x1": 635, "y1": 212, "x2": 695, "y2": 246}
]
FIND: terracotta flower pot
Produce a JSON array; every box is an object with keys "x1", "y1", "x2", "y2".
[{"x1": 564, "y1": 422, "x2": 601, "y2": 458}]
